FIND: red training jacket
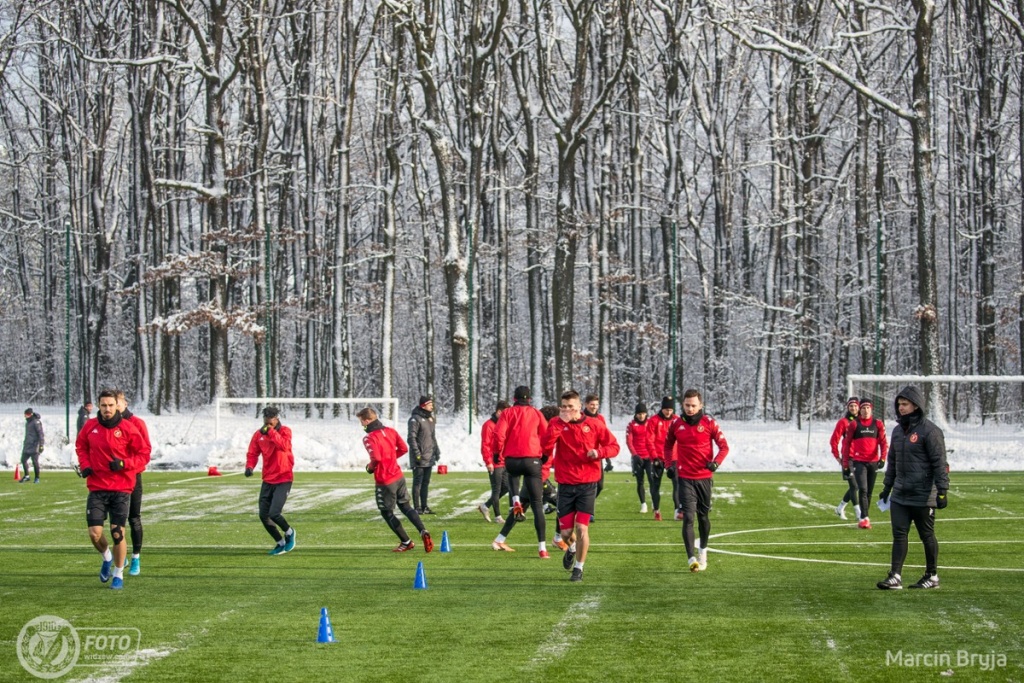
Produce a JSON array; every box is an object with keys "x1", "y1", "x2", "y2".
[
  {"x1": 246, "y1": 424, "x2": 294, "y2": 484},
  {"x1": 125, "y1": 413, "x2": 152, "y2": 474},
  {"x1": 842, "y1": 418, "x2": 888, "y2": 468},
  {"x1": 626, "y1": 418, "x2": 652, "y2": 458},
  {"x1": 664, "y1": 414, "x2": 729, "y2": 480},
  {"x1": 495, "y1": 403, "x2": 548, "y2": 459},
  {"x1": 646, "y1": 412, "x2": 675, "y2": 464},
  {"x1": 543, "y1": 415, "x2": 619, "y2": 485},
  {"x1": 76, "y1": 416, "x2": 152, "y2": 493},
  {"x1": 830, "y1": 414, "x2": 857, "y2": 462},
  {"x1": 480, "y1": 415, "x2": 501, "y2": 468},
  {"x1": 363, "y1": 422, "x2": 408, "y2": 487}
]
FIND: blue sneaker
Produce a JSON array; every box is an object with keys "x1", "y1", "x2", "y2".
[
  {"x1": 129, "y1": 557, "x2": 141, "y2": 576},
  {"x1": 110, "y1": 576, "x2": 124, "y2": 590},
  {"x1": 100, "y1": 559, "x2": 113, "y2": 583},
  {"x1": 284, "y1": 530, "x2": 296, "y2": 552},
  {"x1": 268, "y1": 544, "x2": 287, "y2": 556}
]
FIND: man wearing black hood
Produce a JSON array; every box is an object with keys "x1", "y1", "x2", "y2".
[
  {"x1": 408, "y1": 395, "x2": 440, "y2": 514},
  {"x1": 20, "y1": 408, "x2": 44, "y2": 483},
  {"x1": 876, "y1": 385, "x2": 949, "y2": 590}
]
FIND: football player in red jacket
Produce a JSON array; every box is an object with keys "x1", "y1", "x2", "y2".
[
  {"x1": 830, "y1": 397, "x2": 861, "y2": 519},
  {"x1": 245, "y1": 406, "x2": 296, "y2": 555}
]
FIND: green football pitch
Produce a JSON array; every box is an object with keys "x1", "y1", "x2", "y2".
[{"x1": 2, "y1": 472, "x2": 1021, "y2": 682}]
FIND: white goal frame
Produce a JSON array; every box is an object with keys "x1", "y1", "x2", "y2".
[
  {"x1": 214, "y1": 397, "x2": 400, "y2": 438},
  {"x1": 846, "y1": 375, "x2": 1024, "y2": 399}
]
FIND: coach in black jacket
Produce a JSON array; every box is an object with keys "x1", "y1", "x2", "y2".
[
  {"x1": 408, "y1": 396, "x2": 440, "y2": 514},
  {"x1": 876, "y1": 385, "x2": 949, "y2": 590}
]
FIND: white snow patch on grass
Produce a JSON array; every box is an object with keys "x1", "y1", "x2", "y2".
[{"x1": 527, "y1": 595, "x2": 601, "y2": 667}]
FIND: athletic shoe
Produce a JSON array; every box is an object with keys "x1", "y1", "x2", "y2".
[
  {"x1": 688, "y1": 556, "x2": 700, "y2": 572},
  {"x1": 653, "y1": 510, "x2": 662, "y2": 522},
  {"x1": 477, "y1": 503, "x2": 492, "y2": 522},
  {"x1": 491, "y1": 541, "x2": 515, "y2": 552},
  {"x1": 392, "y1": 540, "x2": 415, "y2": 553},
  {"x1": 129, "y1": 557, "x2": 140, "y2": 576},
  {"x1": 640, "y1": 503, "x2": 648, "y2": 514},
  {"x1": 284, "y1": 529, "x2": 296, "y2": 552},
  {"x1": 421, "y1": 506, "x2": 435, "y2": 515},
  {"x1": 562, "y1": 546, "x2": 575, "y2": 571},
  {"x1": 110, "y1": 577, "x2": 124, "y2": 590},
  {"x1": 675, "y1": 509, "x2": 684, "y2": 521},
  {"x1": 512, "y1": 502, "x2": 526, "y2": 522},
  {"x1": 33, "y1": 477, "x2": 39, "y2": 483},
  {"x1": 539, "y1": 550, "x2": 551, "y2": 559},
  {"x1": 553, "y1": 537, "x2": 569, "y2": 551},
  {"x1": 858, "y1": 518, "x2": 871, "y2": 529},
  {"x1": 494, "y1": 515, "x2": 505, "y2": 524},
  {"x1": 835, "y1": 503, "x2": 847, "y2": 520},
  {"x1": 19, "y1": 475, "x2": 29, "y2": 483},
  {"x1": 268, "y1": 544, "x2": 288, "y2": 555},
  {"x1": 570, "y1": 567, "x2": 583, "y2": 582},
  {"x1": 698, "y1": 548, "x2": 708, "y2": 571},
  {"x1": 909, "y1": 574, "x2": 940, "y2": 589},
  {"x1": 421, "y1": 531, "x2": 433, "y2": 553},
  {"x1": 543, "y1": 504, "x2": 556, "y2": 515},
  {"x1": 876, "y1": 571, "x2": 903, "y2": 590},
  {"x1": 99, "y1": 559, "x2": 112, "y2": 583}
]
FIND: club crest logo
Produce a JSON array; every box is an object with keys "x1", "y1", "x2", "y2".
[
  {"x1": 582, "y1": 426, "x2": 591, "y2": 433},
  {"x1": 697, "y1": 425, "x2": 705, "y2": 433},
  {"x1": 17, "y1": 615, "x2": 80, "y2": 679},
  {"x1": 114, "y1": 429, "x2": 122, "y2": 438},
  {"x1": 909, "y1": 433, "x2": 919, "y2": 443}
]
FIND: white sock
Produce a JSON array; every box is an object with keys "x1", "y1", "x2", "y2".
[
  {"x1": 854, "y1": 505, "x2": 861, "y2": 518},
  {"x1": 102, "y1": 549, "x2": 113, "y2": 562},
  {"x1": 573, "y1": 560, "x2": 584, "y2": 570},
  {"x1": 538, "y1": 541, "x2": 547, "y2": 552},
  {"x1": 113, "y1": 565, "x2": 124, "y2": 578},
  {"x1": 277, "y1": 539, "x2": 286, "y2": 547},
  {"x1": 132, "y1": 553, "x2": 140, "y2": 560},
  {"x1": 838, "y1": 501, "x2": 847, "y2": 510},
  {"x1": 569, "y1": 543, "x2": 577, "y2": 553},
  {"x1": 495, "y1": 534, "x2": 507, "y2": 543},
  {"x1": 512, "y1": 496, "x2": 520, "y2": 505},
  {"x1": 286, "y1": 528, "x2": 295, "y2": 537}
]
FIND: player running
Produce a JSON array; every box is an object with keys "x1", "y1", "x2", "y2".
[
  {"x1": 478, "y1": 400, "x2": 510, "y2": 523},
  {"x1": 841, "y1": 398, "x2": 887, "y2": 529},
  {"x1": 645, "y1": 396, "x2": 676, "y2": 521},
  {"x1": 116, "y1": 390, "x2": 150, "y2": 576},
  {"x1": 830, "y1": 396, "x2": 861, "y2": 519},
  {"x1": 245, "y1": 407, "x2": 297, "y2": 555},
  {"x1": 627, "y1": 402, "x2": 657, "y2": 514}
]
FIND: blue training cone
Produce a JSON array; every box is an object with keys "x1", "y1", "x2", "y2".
[
  {"x1": 440, "y1": 530, "x2": 451, "y2": 553},
  {"x1": 413, "y1": 561, "x2": 428, "y2": 590},
  {"x1": 317, "y1": 607, "x2": 336, "y2": 643}
]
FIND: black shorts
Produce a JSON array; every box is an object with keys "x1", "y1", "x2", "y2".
[
  {"x1": 376, "y1": 478, "x2": 411, "y2": 512},
  {"x1": 679, "y1": 477, "x2": 714, "y2": 515},
  {"x1": 86, "y1": 491, "x2": 131, "y2": 528},
  {"x1": 556, "y1": 482, "x2": 599, "y2": 519}
]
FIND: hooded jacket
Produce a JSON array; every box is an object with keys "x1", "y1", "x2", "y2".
[
  {"x1": 407, "y1": 405, "x2": 440, "y2": 467},
  {"x1": 883, "y1": 386, "x2": 949, "y2": 507},
  {"x1": 23, "y1": 412, "x2": 44, "y2": 453}
]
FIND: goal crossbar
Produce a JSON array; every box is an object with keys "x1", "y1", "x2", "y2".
[
  {"x1": 214, "y1": 397, "x2": 400, "y2": 438},
  {"x1": 846, "y1": 375, "x2": 1024, "y2": 399}
]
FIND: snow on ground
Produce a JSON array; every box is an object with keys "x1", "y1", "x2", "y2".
[{"x1": 0, "y1": 403, "x2": 1020, "y2": 473}]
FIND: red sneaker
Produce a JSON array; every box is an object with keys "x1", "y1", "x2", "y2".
[
  {"x1": 553, "y1": 538, "x2": 569, "y2": 551},
  {"x1": 422, "y1": 532, "x2": 434, "y2": 553},
  {"x1": 858, "y1": 518, "x2": 872, "y2": 529},
  {"x1": 392, "y1": 540, "x2": 415, "y2": 552},
  {"x1": 653, "y1": 510, "x2": 662, "y2": 521},
  {"x1": 539, "y1": 550, "x2": 551, "y2": 559},
  {"x1": 512, "y1": 502, "x2": 526, "y2": 522}
]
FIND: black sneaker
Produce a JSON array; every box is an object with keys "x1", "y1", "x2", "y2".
[
  {"x1": 543, "y1": 504, "x2": 556, "y2": 515},
  {"x1": 421, "y1": 506, "x2": 435, "y2": 515},
  {"x1": 909, "y1": 574, "x2": 939, "y2": 589},
  {"x1": 570, "y1": 567, "x2": 583, "y2": 582},
  {"x1": 562, "y1": 546, "x2": 575, "y2": 571},
  {"x1": 876, "y1": 571, "x2": 903, "y2": 590}
]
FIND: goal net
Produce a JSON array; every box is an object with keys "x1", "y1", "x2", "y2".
[
  {"x1": 846, "y1": 375, "x2": 1024, "y2": 470},
  {"x1": 214, "y1": 397, "x2": 400, "y2": 439}
]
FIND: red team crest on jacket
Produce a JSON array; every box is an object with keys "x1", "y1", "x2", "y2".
[{"x1": 909, "y1": 433, "x2": 919, "y2": 443}]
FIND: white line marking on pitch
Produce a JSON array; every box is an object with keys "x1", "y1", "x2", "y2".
[{"x1": 527, "y1": 595, "x2": 601, "y2": 667}]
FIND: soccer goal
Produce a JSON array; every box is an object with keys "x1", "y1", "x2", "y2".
[
  {"x1": 846, "y1": 375, "x2": 1024, "y2": 470},
  {"x1": 213, "y1": 397, "x2": 400, "y2": 438}
]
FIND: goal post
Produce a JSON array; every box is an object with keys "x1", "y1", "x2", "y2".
[
  {"x1": 214, "y1": 397, "x2": 400, "y2": 438},
  {"x1": 846, "y1": 374, "x2": 1024, "y2": 425}
]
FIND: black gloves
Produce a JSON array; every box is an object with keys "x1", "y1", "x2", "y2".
[
  {"x1": 365, "y1": 462, "x2": 375, "y2": 474},
  {"x1": 878, "y1": 459, "x2": 885, "y2": 469},
  {"x1": 109, "y1": 458, "x2": 125, "y2": 472},
  {"x1": 604, "y1": 460, "x2": 614, "y2": 472},
  {"x1": 37, "y1": 445, "x2": 44, "y2": 454},
  {"x1": 492, "y1": 454, "x2": 500, "y2": 465},
  {"x1": 260, "y1": 424, "x2": 271, "y2": 435},
  {"x1": 244, "y1": 467, "x2": 254, "y2": 477},
  {"x1": 842, "y1": 468, "x2": 851, "y2": 480},
  {"x1": 879, "y1": 487, "x2": 891, "y2": 503},
  {"x1": 936, "y1": 490, "x2": 948, "y2": 509},
  {"x1": 79, "y1": 467, "x2": 94, "y2": 478},
  {"x1": 706, "y1": 461, "x2": 718, "y2": 472}
]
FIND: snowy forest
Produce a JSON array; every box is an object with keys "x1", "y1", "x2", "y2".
[{"x1": 0, "y1": 0, "x2": 1022, "y2": 422}]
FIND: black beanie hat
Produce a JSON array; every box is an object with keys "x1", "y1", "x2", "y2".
[
  {"x1": 859, "y1": 398, "x2": 873, "y2": 408},
  {"x1": 262, "y1": 406, "x2": 279, "y2": 419},
  {"x1": 634, "y1": 402, "x2": 647, "y2": 415},
  {"x1": 847, "y1": 396, "x2": 859, "y2": 405},
  {"x1": 418, "y1": 395, "x2": 433, "y2": 407},
  {"x1": 661, "y1": 396, "x2": 674, "y2": 410},
  {"x1": 514, "y1": 385, "x2": 531, "y2": 401}
]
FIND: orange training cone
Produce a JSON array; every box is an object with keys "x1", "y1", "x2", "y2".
[
  {"x1": 207, "y1": 466, "x2": 222, "y2": 476},
  {"x1": 317, "y1": 607, "x2": 336, "y2": 643},
  {"x1": 14, "y1": 464, "x2": 20, "y2": 481}
]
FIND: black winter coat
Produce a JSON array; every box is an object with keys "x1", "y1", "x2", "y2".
[
  {"x1": 407, "y1": 406, "x2": 440, "y2": 467},
  {"x1": 23, "y1": 413, "x2": 44, "y2": 453},
  {"x1": 883, "y1": 385, "x2": 949, "y2": 507}
]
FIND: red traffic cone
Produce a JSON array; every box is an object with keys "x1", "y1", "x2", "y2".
[
  {"x1": 14, "y1": 463, "x2": 20, "y2": 481},
  {"x1": 207, "y1": 466, "x2": 222, "y2": 477}
]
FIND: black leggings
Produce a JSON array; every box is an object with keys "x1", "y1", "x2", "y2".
[
  {"x1": 129, "y1": 473, "x2": 144, "y2": 555},
  {"x1": 632, "y1": 457, "x2": 663, "y2": 510},
  {"x1": 890, "y1": 500, "x2": 938, "y2": 575},
  {"x1": 20, "y1": 452, "x2": 39, "y2": 479},
  {"x1": 258, "y1": 481, "x2": 292, "y2": 542},
  {"x1": 851, "y1": 461, "x2": 878, "y2": 519},
  {"x1": 499, "y1": 458, "x2": 546, "y2": 543},
  {"x1": 486, "y1": 467, "x2": 509, "y2": 517},
  {"x1": 412, "y1": 466, "x2": 433, "y2": 509}
]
